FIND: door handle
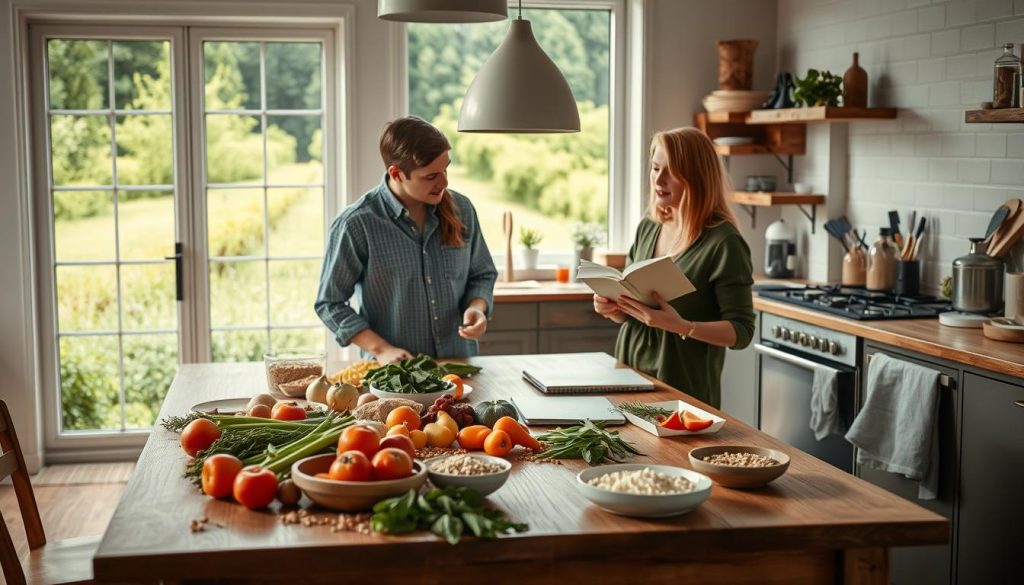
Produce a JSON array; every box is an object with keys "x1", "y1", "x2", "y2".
[
  {"x1": 164, "y1": 242, "x2": 183, "y2": 301},
  {"x1": 1015, "y1": 400, "x2": 1024, "y2": 409},
  {"x1": 754, "y1": 343, "x2": 843, "y2": 375},
  {"x1": 865, "y1": 353, "x2": 953, "y2": 389}
]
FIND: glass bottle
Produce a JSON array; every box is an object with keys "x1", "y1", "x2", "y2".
[
  {"x1": 993, "y1": 42, "x2": 1020, "y2": 108},
  {"x1": 866, "y1": 228, "x2": 899, "y2": 292}
]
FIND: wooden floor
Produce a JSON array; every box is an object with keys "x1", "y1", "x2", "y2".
[{"x1": 1, "y1": 463, "x2": 132, "y2": 571}]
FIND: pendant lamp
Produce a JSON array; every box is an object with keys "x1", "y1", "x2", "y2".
[
  {"x1": 458, "y1": 2, "x2": 580, "y2": 133},
  {"x1": 378, "y1": 0, "x2": 507, "y2": 23}
]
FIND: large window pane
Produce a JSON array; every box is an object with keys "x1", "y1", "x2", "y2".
[
  {"x1": 209, "y1": 260, "x2": 267, "y2": 327},
  {"x1": 59, "y1": 335, "x2": 120, "y2": 432},
  {"x1": 206, "y1": 114, "x2": 262, "y2": 184},
  {"x1": 113, "y1": 40, "x2": 171, "y2": 110},
  {"x1": 203, "y1": 41, "x2": 260, "y2": 111},
  {"x1": 47, "y1": 39, "x2": 108, "y2": 110},
  {"x1": 268, "y1": 187, "x2": 323, "y2": 256},
  {"x1": 121, "y1": 264, "x2": 176, "y2": 330},
  {"x1": 211, "y1": 329, "x2": 266, "y2": 362},
  {"x1": 267, "y1": 114, "x2": 322, "y2": 185},
  {"x1": 123, "y1": 334, "x2": 178, "y2": 428},
  {"x1": 207, "y1": 188, "x2": 265, "y2": 257},
  {"x1": 118, "y1": 190, "x2": 175, "y2": 260},
  {"x1": 116, "y1": 115, "x2": 173, "y2": 185},
  {"x1": 56, "y1": 265, "x2": 118, "y2": 332},
  {"x1": 270, "y1": 328, "x2": 321, "y2": 353},
  {"x1": 269, "y1": 259, "x2": 320, "y2": 326},
  {"x1": 265, "y1": 42, "x2": 321, "y2": 110},
  {"x1": 407, "y1": 10, "x2": 611, "y2": 253},
  {"x1": 50, "y1": 114, "x2": 112, "y2": 186},
  {"x1": 54, "y1": 190, "x2": 115, "y2": 261}
]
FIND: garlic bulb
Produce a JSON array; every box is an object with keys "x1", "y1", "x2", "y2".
[{"x1": 326, "y1": 382, "x2": 359, "y2": 412}]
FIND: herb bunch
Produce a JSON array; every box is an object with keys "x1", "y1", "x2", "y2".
[
  {"x1": 617, "y1": 402, "x2": 673, "y2": 422},
  {"x1": 535, "y1": 419, "x2": 642, "y2": 466},
  {"x1": 371, "y1": 487, "x2": 527, "y2": 545},
  {"x1": 364, "y1": 354, "x2": 482, "y2": 394}
]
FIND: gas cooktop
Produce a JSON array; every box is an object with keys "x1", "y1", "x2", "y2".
[{"x1": 757, "y1": 285, "x2": 951, "y2": 320}]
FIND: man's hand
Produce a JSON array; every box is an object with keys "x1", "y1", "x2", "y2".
[
  {"x1": 375, "y1": 345, "x2": 414, "y2": 364},
  {"x1": 458, "y1": 306, "x2": 488, "y2": 340}
]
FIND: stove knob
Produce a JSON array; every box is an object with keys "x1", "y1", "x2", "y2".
[
  {"x1": 799, "y1": 333, "x2": 809, "y2": 346},
  {"x1": 780, "y1": 327, "x2": 791, "y2": 341},
  {"x1": 771, "y1": 325, "x2": 782, "y2": 338},
  {"x1": 811, "y1": 336, "x2": 822, "y2": 350},
  {"x1": 829, "y1": 341, "x2": 841, "y2": 356}
]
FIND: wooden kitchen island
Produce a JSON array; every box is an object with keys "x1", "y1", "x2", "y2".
[{"x1": 92, "y1": 353, "x2": 947, "y2": 584}]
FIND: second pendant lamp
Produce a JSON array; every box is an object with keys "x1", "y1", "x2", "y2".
[
  {"x1": 458, "y1": 2, "x2": 580, "y2": 133},
  {"x1": 378, "y1": 0, "x2": 507, "y2": 23}
]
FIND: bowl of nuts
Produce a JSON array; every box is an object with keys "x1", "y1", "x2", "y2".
[
  {"x1": 424, "y1": 453, "x2": 512, "y2": 496},
  {"x1": 688, "y1": 445, "x2": 790, "y2": 489}
]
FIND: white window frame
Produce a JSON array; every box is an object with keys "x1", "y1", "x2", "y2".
[{"x1": 16, "y1": 3, "x2": 354, "y2": 463}]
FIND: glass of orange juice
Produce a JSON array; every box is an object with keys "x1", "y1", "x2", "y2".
[{"x1": 555, "y1": 266, "x2": 570, "y2": 283}]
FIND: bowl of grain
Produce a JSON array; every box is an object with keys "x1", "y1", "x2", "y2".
[
  {"x1": 575, "y1": 464, "x2": 712, "y2": 518},
  {"x1": 264, "y1": 349, "x2": 325, "y2": 396},
  {"x1": 688, "y1": 445, "x2": 790, "y2": 489},
  {"x1": 424, "y1": 453, "x2": 512, "y2": 496}
]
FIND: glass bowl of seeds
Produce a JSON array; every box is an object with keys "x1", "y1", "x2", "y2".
[
  {"x1": 264, "y1": 349, "x2": 326, "y2": 396},
  {"x1": 424, "y1": 453, "x2": 512, "y2": 496},
  {"x1": 688, "y1": 445, "x2": 790, "y2": 489}
]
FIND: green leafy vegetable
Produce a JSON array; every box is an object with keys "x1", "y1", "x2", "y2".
[
  {"x1": 363, "y1": 354, "x2": 481, "y2": 394},
  {"x1": 371, "y1": 486, "x2": 527, "y2": 545},
  {"x1": 535, "y1": 419, "x2": 642, "y2": 466},
  {"x1": 617, "y1": 402, "x2": 672, "y2": 422}
]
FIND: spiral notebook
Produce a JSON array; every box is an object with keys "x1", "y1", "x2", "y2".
[
  {"x1": 510, "y1": 395, "x2": 625, "y2": 426},
  {"x1": 521, "y1": 364, "x2": 655, "y2": 394}
]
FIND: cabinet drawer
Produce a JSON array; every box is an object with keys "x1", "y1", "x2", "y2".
[
  {"x1": 538, "y1": 327, "x2": 619, "y2": 354},
  {"x1": 538, "y1": 301, "x2": 616, "y2": 329},
  {"x1": 479, "y1": 331, "x2": 538, "y2": 355},
  {"x1": 488, "y1": 303, "x2": 538, "y2": 332}
]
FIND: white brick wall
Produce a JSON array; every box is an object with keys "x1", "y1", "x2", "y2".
[{"x1": 778, "y1": 0, "x2": 1024, "y2": 292}]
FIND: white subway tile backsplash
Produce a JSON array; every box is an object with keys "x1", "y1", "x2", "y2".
[
  {"x1": 955, "y1": 211, "x2": 992, "y2": 237},
  {"x1": 946, "y1": 54, "x2": 979, "y2": 78},
  {"x1": 931, "y1": 29, "x2": 962, "y2": 55},
  {"x1": 976, "y1": 133, "x2": 1007, "y2": 157},
  {"x1": 961, "y1": 24, "x2": 996, "y2": 50},
  {"x1": 1006, "y1": 133, "x2": 1024, "y2": 157},
  {"x1": 918, "y1": 57, "x2": 946, "y2": 82},
  {"x1": 916, "y1": 133, "x2": 944, "y2": 155},
  {"x1": 957, "y1": 159, "x2": 991, "y2": 182},
  {"x1": 892, "y1": 134, "x2": 916, "y2": 155},
  {"x1": 973, "y1": 186, "x2": 1013, "y2": 210},
  {"x1": 930, "y1": 158, "x2": 961, "y2": 181},
  {"x1": 941, "y1": 133, "x2": 976, "y2": 156},
  {"x1": 929, "y1": 81, "x2": 963, "y2": 104},
  {"x1": 893, "y1": 10, "x2": 920, "y2": 35},
  {"x1": 1017, "y1": 0, "x2": 1024, "y2": 16},
  {"x1": 919, "y1": 5, "x2": 947, "y2": 32},
  {"x1": 978, "y1": 0, "x2": 1014, "y2": 21},
  {"x1": 991, "y1": 159, "x2": 1024, "y2": 184},
  {"x1": 994, "y1": 16, "x2": 1024, "y2": 41},
  {"x1": 960, "y1": 79, "x2": 992, "y2": 103},
  {"x1": 947, "y1": 1, "x2": 978, "y2": 27}
]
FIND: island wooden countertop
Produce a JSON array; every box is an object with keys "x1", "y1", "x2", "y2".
[
  {"x1": 493, "y1": 281, "x2": 593, "y2": 303},
  {"x1": 93, "y1": 354, "x2": 947, "y2": 584},
  {"x1": 754, "y1": 296, "x2": 1024, "y2": 379}
]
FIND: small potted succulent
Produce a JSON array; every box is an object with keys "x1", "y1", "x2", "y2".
[
  {"x1": 518, "y1": 226, "x2": 543, "y2": 270},
  {"x1": 572, "y1": 222, "x2": 605, "y2": 280}
]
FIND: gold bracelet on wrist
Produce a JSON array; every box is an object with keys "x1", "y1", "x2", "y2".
[{"x1": 679, "y1": 321, "x2": 697, "y2": 340}]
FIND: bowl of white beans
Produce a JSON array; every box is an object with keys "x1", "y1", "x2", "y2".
[
  {"x1": 688, "y1": 445, "x2": 790, "y2": 489},
  {"x1": 575, "y1": 464, "x2": 712, "y2": 518}
]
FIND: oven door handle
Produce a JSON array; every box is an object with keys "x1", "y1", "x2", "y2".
[{"x1": 754, "y1": 343, "x2": 844, "y2": 375}]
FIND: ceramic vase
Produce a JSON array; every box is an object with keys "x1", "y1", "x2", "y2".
[
  {"x1": 572, "y1": 246, "x2": 594, "y2": 282},
  {"x1": 843, "y1": 52, "x2": 868, "y2": 108},
  {"x1": 716, "y1": 39, "x2": 758, "y2": 90},
  {"x1": 520, "y1": 248, "x2": 539, "y2": 270}
]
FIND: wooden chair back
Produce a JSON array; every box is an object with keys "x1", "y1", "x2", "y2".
[{"x1": 0, "y1": 399, "x2": 46, "y2": 585}]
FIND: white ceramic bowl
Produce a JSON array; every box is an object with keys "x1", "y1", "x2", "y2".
[
  {"x1": 793, "y1": 182, "x2": 814, "y2": 195},
  {"x1": 688, "y1": 445, "x2": 790, "y2": 489},
  {"x1": 368, "y1": 381, "x2": 467, "y2": 407},
  {"x1": 424, "y1": 454, "x2": 512, "y2": 496},
  {"x1": 291, "y1": 454, "x2": 426, "y2": 512},
  {"x1": 575, "y1": 464, "x2": 712, "y2": 518}
]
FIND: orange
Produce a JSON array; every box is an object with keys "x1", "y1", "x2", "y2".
[
  {"x1": 441, "y1": 374, "x2": 464, "y2": 399},
  {"x1": 483, "y1": 429, "x2": 513, "y2": 457},
  {"x1": 371, "y1": 448, "x2": 413, "y2": 481},
  {"x1": 682, "y1": 410, "x2": 714, "y2": 432},
  {"x1": 456, "y1": 425, "x2": 491, "y2": 450},
  {"x1": 386, "y1": 405, "x2": 421, "y2": 431},
  {"x1": 386, "y1": 424, "x2": 411, "y2": 438}
]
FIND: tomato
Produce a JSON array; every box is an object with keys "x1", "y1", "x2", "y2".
[
  {"x1": 379, "y1": 435, "x2": 416, "y2": 460},
  {"x1": 658, "y1": 411, "x2": 685, "y2": 431},
  {"x1": 371, "y1": 447, "x2": 413, "y2": 481},
  {"x1": 337, "y1": 425, "x2": 380, "y2": 458},
  {"x1": 329, "y1": 450, "x2": 373, "y2": 482},
  {"x1": 271, "y1": 401, "x2": 306, "y2": 421},
  {"x1": 682, "y1": 410, "x2": 714, "y2": 432},
  {"x1": 232, "y1": 466, "x2": 278, "y2": 510},
  {"x1": 441, "y1": 374, "x2": 464, "y2": 399},
  {"x1": 181, "y1": 418, "x2": 221, "y2": 457},
  {"x1": 201, "y1": 453, "x2": 243, "y2": 498}
]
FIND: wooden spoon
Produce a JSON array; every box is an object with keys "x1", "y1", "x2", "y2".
[
  {"x1": 502, "y1": 210, "x2": 514, "y2": 282},
  {"x1": 989, "y1": 199, "x2": 1024, "y2": 257}
]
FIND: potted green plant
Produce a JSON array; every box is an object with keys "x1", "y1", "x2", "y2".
[
  {"x1": 792, "y1": 69, "x2": 843, "y2": 107},
  {"x1": 518, "y1": 226, "x2": 544, "y2": 270},
  {"x1": 572, "y1": 222, "x2": 605, "y2": 280}
]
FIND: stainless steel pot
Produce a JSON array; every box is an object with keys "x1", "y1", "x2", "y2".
[{"x1": 952, "y1": 238, "x2": 1004, "y2": 314}]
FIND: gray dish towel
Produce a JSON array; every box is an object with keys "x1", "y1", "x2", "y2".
[
  {"x1": 809, "y1": 363, "x2": 843, "y2": 440},
  {"x1": 845, "y1": 353, "x2": 941, "y2": 500}
]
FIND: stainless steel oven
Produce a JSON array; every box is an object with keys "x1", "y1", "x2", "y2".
[{"x1": 755, "y1": 313, "x2": 859, "y2": 473}]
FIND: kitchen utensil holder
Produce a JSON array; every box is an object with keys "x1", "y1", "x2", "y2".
[{"x1": 895, "y1": 260, "x2": 920, "y2": 297}]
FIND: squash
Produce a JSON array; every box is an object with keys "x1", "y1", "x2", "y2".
[{"x1": 473, "y1": 399, "x2": 518, "y2": 428}]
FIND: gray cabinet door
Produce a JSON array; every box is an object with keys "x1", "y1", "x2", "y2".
[
  {"x1": 478, "y1": 330, "x2": 538, "y2": 356},
  {"x1": 538, "y1": 327, "x2": 619, "y2": 354},
  {"x1": 957, "y1": 372, "x2": 1024, "y2": 585},
  {"x1": 858, "y1": 345, "x2": 959, "y2": 585}
]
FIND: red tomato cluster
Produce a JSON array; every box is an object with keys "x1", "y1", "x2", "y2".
[
  {"x1": 318, "y1": 425, "x2": 415, "y2": 482},
  {"x1": 200, "y1": 454, "x2": 278, "y2": 510}
]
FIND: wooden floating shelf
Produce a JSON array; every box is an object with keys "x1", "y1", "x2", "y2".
[
  {"x1": 965, "y1": 109, "x2": 1024, "y2": 123},
  {"x1": 731, "y1": 192, "x2": 825, "y2": 206},
  {"x1": 746, "y1": 106, "x2": 899, "y2": 125},
  {"x1": 704, "y1": 111, "x2": 752, "y2": 124}
]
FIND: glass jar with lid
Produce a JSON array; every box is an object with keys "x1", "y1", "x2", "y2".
[
  {"x1": 993, "y1": 42, "x2": 1020, "y2": 108},
  {"x1": 866, "y1": 228, "x2": 899, "y2": 291}
]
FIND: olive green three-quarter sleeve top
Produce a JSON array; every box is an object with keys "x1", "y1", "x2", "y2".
[{"x1": 613, "y1": 218, "x2": 756, "y2": 408}]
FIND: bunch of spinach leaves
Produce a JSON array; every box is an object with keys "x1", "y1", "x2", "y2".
[
  {"x1": 371, "y1": 487, "x2": 527, "y2": 544},
  {"x1": 363, "y1": 354, "x2": 481, "y2": 394}
]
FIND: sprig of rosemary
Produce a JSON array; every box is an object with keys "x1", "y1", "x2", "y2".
[
  {"x1": 535, "y1": 419, "x2": 642, "y2": 466},
  {"x1": 617, "y1": 401, "x2": 672, "y2": 422}
]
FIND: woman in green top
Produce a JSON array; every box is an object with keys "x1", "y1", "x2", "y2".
[{"x1": 594, "y1": 127, "x2": 755, "y2": 408}]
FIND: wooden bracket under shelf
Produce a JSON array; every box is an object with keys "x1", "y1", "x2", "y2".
[{"x1": 730, "y1": 192, "x2": 825, "y2": 234}]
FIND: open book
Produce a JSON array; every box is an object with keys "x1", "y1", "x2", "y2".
[{"x1": 577, "y1": 256, "x2": 696, "y2": 307}]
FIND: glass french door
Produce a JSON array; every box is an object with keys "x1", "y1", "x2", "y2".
[{"x1": 29, "y1": 24, "x2": 335, "y2": 450}]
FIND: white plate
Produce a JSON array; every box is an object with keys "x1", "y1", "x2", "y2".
[
  {"x1": 621, "y1": 400, "x2": 726, "y2": 437},
  {"x1": 368, "y1": 383, "x2": 473, "y2": 407},
  {"x1": 713, "y1": 136, "x2": 754, "y2": 146},
  {"x1": 190, "y1": 397, "x2": 324, "y2": 414},
  {"x1": 576, "y1": 464, "x2": 712, "y2": 518}
]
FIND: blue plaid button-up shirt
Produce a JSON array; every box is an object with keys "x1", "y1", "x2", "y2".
[{"x1": 315, "y1": 176, "x2": 497, "y2": 358}]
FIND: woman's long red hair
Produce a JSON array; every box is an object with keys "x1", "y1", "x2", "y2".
[{"x1": 647, "y1": 127, "x2": 737, "y2": 255}]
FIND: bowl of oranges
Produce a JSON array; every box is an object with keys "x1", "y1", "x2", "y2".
[{"x1": 291, "y1": 425, "x2": 426, "y2": 512}]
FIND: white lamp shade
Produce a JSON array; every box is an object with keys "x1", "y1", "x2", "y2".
[
  {"x1": 458, "y1": 19, "x2": 580, "y2": 133},
  {"x1": 378, "y1": 0, "x2": 507, "y2": 23}
]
